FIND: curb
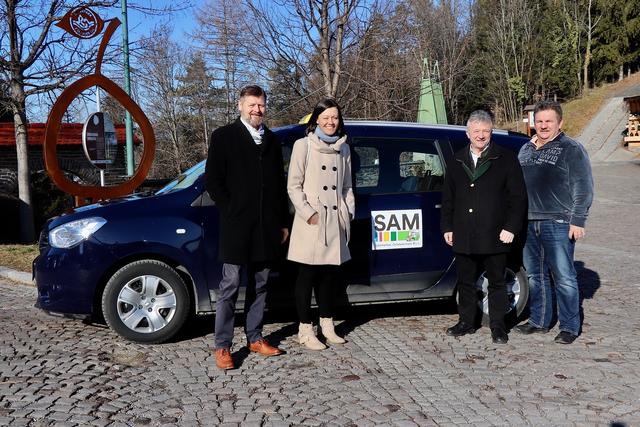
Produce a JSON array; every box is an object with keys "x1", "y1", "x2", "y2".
[{"x1": 0, "y1": 266, "x2": 33, "y2": 285}]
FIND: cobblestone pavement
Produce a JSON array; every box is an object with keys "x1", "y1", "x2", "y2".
[{"x1": 1, "y1": 161, "x2": 639, "y2": 427}]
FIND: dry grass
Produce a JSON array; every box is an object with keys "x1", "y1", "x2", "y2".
[
  {"x1": 563, "y1": 72, "x2": 640, "y2": 137},
  {"x1": 498, "y1": 72, "x2": 640, "y2": 137},
  {"x1": 563, "y1": 86, "x2": 613, "y2": 137},
  {"x1": 0, "y1": 245, "x2": 38, "y2": 273}
]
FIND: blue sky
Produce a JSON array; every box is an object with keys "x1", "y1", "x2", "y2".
[
  {"x1": 125, "y1": 1, "x2": 199, "y2": 48},
  {"x1": 27, "y1": 2, "x2": 202, "y2": 121}
]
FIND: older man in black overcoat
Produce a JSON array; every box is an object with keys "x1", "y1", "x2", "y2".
[
  {"x1": 205, "y1": 85, "x2": 289, "y2": 369},
  {"x1": 441, "y1": 110, "x2": 527, "y2": 344}
]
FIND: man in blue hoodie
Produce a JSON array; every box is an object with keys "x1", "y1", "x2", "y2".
[{"x1": 516, "y1": 100, "x2": 593, "y2": 344}]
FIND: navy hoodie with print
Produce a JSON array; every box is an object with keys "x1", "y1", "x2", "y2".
[{"x1": 518, "y1": 132, "x2": 593, "y2": 227}]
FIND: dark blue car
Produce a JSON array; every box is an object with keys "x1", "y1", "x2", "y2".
[{"x1": 35, "y1": 122, "x2": 530, "y2": 343}]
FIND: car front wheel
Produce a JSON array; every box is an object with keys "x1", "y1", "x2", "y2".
[
  {"x1": 102, "y1": 260, "x2": 190, "y2": 344},
  {"x1": 477, "y1": 267, "x2": 529, "y2": 326}
]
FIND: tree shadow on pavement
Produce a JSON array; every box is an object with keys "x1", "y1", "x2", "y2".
[
  {"x1": 168, "y1": 261, "x2": 600, "y2": 344},
  {"x1": 172, "y1": 308, "x2": 303, "y2": 346},
  {"x1": 173, "y1": 298, "x2": 458, "y2": 344},
  {"x1": 334, "y1": 299, "x2": 457, "y2": 338}
]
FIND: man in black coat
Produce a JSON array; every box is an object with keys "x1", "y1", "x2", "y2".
[
  {"x1": 205, "y1": 85, "x2": 289, "y2": 369},
  {"x1": 440, "y1": 110, "x2": 527, "y2": 344}
]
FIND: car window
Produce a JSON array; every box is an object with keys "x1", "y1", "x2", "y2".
[
  {"x1": 156, "y1": 161, "x2": 206, "y2": 195},
  {"x1": 283, "y1": 141, "x2": 382, "y2": 190},
  {"x1": 352, "y1": 138, "x2": 443, "y2": 194},
  {"x1": 352, "y1": 146, "x2": 380, "y2": 189},
  {"x1": 398, "y1": 149, "x2": 444, "y2": 193}
]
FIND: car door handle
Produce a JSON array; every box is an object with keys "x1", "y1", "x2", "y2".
[{"x1": 435, "y1": 204, "x2": 442, "y2": 209}]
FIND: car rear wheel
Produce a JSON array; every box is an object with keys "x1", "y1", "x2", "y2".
[
  {"x1": 102, "y1": 260, "x2": 190, "y2": 343},
  {"x1": 477, "y1": 267, "x2": 529, "y2": 326}
]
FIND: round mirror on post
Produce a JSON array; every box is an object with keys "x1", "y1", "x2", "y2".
[{"x1": 82, "y1": 112, "x2": 118, "y2": 185}]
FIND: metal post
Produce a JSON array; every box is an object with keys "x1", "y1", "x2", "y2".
[
  {"x1": 97, "y1": 88, "x2": 104, "y2": 187},
  {"x1": 121, "y1": 0, "x2": 134, "y2": 176}
]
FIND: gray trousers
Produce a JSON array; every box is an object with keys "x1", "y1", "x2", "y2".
[{"x1": 214, "y1": 263, "x2": 270, "y2": 349}]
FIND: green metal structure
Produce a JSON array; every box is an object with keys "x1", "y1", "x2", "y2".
[
  {"x1": 417, "y1": 58, "x2": 448, "y2": 124},
  {"x1": 121, "y1": 0, "x2": 134, "y2": 176}
]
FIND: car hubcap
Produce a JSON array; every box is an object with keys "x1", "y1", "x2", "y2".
[
  {"x1": 475, "y1": 268, "x2": 521, "y2": 315},
  {"x1": 116, "y1": 275, "x2": 177, "y2": 333}
]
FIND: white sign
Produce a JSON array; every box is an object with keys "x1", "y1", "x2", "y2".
[{"x1": 371, "y1": 209, "x2": 422, "y2": 250}]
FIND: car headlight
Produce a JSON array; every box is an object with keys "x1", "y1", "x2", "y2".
[{"x1": 49, "y1": 217, "x2": 107, "y2": 249}]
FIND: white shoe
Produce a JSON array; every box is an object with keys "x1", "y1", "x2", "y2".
[
  {"x1": 320, "y1": 317, "x2": 346, "y2": 344},
  {"x1": 298, "y1": 323, "x2": 326, "y2": 350}
]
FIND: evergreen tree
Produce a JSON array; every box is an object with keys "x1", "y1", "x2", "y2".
[
  {"x1": 267, "y1": 58, "x2": 308, "y2": 127},
  {"x1": 177, "y1": 53, "x2": 219, "y2": 155},
  {"x1": 592, "y1": 0, "x2": 640, "y2": 82}
]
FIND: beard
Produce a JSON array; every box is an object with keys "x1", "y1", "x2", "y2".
[{"x1": 246, "y1": 114, "x2": 263, "y2": 128}]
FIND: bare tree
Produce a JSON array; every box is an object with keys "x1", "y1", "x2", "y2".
[
  {"x1": 0, "y1": 0, "x2": 121, "y2": 242},
  {"x1": 245, "y1": 0, "x2": 367, "y2": 100},
  {"x1": 136, "y1": 27, "x2": 187, "y2": 177},
  {"x1": 409, "y1": 0, "x2": 475, "y2": 123},
  {"x1": 192, "y1": 0, "x2": 250, "y2": 124},
  {"x1": 472, "y1": 0, "x2": 540, "y2": 123},
  {"x1": 340, "y1": 7, "x2": 422, "y2": 121},
  {"x1": 582, "y1": 0, "x2": 600, "y2": 92},
  {"x1": 332, "y1": 0, "x2": 474, "y2": 124}
]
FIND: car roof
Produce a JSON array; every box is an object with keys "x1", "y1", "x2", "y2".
[{"x1": 276, "y1": 120, "x2": 526, "y2": 137}]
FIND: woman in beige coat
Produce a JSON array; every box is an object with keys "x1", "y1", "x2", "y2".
[{"x1": 287, "y1": 98, "x2": 355, "y2": 350}]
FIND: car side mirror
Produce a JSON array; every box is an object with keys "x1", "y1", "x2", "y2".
[{"x1": 191, "y1": 191, "x2": 215, "y2": 207}]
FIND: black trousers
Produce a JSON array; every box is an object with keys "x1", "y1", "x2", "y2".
[
  {"x1": 295, "y1": 264, "x2": 339, "y2": 323},
  {"x1": 455, "y1": 253, "x2": 508, "y2": 330}
]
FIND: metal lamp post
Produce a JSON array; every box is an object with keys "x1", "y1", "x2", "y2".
[{"x1": 121, "y1": 0, "x2": 134, "y2": 176}]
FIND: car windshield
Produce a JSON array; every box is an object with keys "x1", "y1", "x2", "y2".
[{"x1": 155, "y1": 161, "x2": 206, "y2": 195}]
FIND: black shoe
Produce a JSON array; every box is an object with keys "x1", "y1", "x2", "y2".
[
  {"x1": 514, "y1": 323, "x2": 549, "y2": 335},
  {"x1": 554, "y1": 331, "x2": 578, "y2": 344},
  {"x1": 491, "y1": 328, "x2": 508, "y2": 344},
  {"x1": 446, "y1": 321, "x2": 476, "y2": 337}
]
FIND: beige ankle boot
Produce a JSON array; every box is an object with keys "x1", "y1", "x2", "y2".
[
  {"x1": 320, "y1": 317, "x2": 346, "y2": 344},
  {"x1": 298, "y1": 323, "x2": 326, "y2": 350}
]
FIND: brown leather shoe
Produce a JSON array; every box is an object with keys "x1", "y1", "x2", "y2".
[
  {"x1": 248, "y1": 338, "x2": 283, "y2": 356},
  {"x1": 215, "y1": 348, "x2": 234, "y2": 370}
]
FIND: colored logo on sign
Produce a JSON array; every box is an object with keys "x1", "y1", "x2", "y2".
[
  {"x1": 56, "y1": 7, "x2": 104, "y2": 39},
  {"x1": 375, "y1": 230, "x2": 420, "y2": 242},
  {"x1": 371, "y1": 209, "x2": 423, "y2": 250}
]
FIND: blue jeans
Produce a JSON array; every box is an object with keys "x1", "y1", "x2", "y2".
[{"x1": 523, "y1": 220, "x2": 580, "y2": 335}]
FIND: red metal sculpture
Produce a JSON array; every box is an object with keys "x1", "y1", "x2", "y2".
[{"x1": 44, "y1": 7, "x2": 155, "y2": 203}]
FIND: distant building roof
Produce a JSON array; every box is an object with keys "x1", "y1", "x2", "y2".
[
  {"x1": 0, "y1": 122, "x2": 141, "y2": 146},
  {"x1": 623, "y1": 95, "x2": 640, "y2": 114}
]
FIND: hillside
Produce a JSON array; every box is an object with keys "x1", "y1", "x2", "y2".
[
  {"x1": 500, "y1": 72, "x2": 640, "y2": 137},
  {"x1": 563, "y1": 72, "x2": 640, "y2": 137}
]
